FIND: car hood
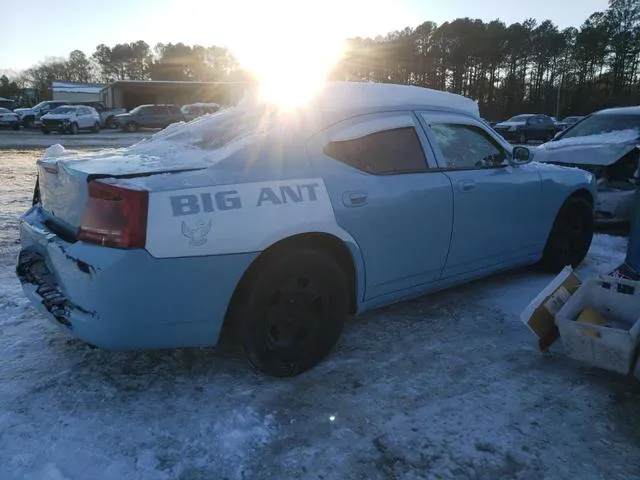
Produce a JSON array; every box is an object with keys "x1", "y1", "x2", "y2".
[
  {"x1": 115, "y1": 113, "x2": 132, "y2": 118},
  {"x1": 495, "y1": 121, "x2": 526, "y2": 128},
  {"x1": 41, "y1": 113, "x2": 73, "y2": 120},
  {"x1": 534, "y1": 129, "x2": 640, "y2": 166}
]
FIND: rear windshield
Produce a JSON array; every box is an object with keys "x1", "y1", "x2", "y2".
[{"x1": 560, "y1": 113, "x2": 640, "y2": 139}]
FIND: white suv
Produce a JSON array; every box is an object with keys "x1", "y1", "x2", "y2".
[{"x1": 40, "y1": 105, "x2": 101, "y2": 134}]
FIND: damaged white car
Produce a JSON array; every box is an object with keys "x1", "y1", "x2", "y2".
[{"x1": 535, "y1": 106, "x2": 640, "y2": 225}]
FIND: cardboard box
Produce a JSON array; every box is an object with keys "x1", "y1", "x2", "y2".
[
  {"x1": 555, "y1": 276, "x2": 640, "y2": 375},
  {"x1": 520, "y1": 266, "x2": 582, "y2": 351}
]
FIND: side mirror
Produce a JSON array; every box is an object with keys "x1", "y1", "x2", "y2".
[{"x1": 512, "y1": 146, "x2": 532, "y2": 165}]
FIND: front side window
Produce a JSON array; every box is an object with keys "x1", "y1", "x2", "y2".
[
  {"x1": 323, "y1": 123, "x2": 428, "y2": 175},
  {"x1": 428, "y1": 123, "x2": 508, "y2": 169}
]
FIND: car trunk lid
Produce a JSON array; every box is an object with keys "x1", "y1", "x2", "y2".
[{"x1": 36, "y1": 152, "x2": 207, "y2": 232}]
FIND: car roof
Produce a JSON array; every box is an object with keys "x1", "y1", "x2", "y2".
[
  {"x1": 594, "y1": 106, "x2": 640, "y2": 116},
  {"x1": 241, "y1": 81, "x2": 480, "y2": 117}
]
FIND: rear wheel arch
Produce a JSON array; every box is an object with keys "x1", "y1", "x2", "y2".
[{"x1": 224, "y1": 232, "x2": 360, "y2": 331}]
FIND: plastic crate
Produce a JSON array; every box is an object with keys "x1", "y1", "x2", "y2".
[{"x1": 555, "y1": 276, "x2": 640, "y2": 374}]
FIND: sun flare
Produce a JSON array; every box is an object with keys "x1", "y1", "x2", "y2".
[
  {"x1": 251, "y1": 39, "x2": 345, "y2": 111},
  {"x1": 228, "y1": 4, "x2": 347, "y2": 111}
]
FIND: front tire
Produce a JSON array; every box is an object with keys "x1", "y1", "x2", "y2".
[
  {"x1": 92, "y1": 122, "x2": 100, "y2": 133},
  {"x1": 540, "y1": 196, "x2": 594, "y2": 273},
  {"x1": 230, "y1": 248, "x2": 349, "y2": 377},
  {"x1": 517, "y1": 132, "x2": 527, "y2": 144},
  {"x1": 11, "y1": 122, "x2": 19, "y2": 131},
  {"x1": 24, "y1": 117, "x2": 35, "y2": 129},
  {"x1": 41, "y1": 128, "x2": 50, "y2": 135},
  {"x1": 69, "y1": 122, "x2": 79, "y2": 135},
  {"x1": 125, "y1": 121, "x2": 138, "y2": 133}
]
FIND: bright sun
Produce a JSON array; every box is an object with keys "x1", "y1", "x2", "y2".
[{"x1": 228, "y1": 4, "x2": 347, "y2": 111}]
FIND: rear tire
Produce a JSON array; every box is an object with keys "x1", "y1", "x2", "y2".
[
  {"x1": 41, "y1": 128, "x2": 50, "y2": 135},
  {"x1": 105, "y1": 116, "x2": 114, "y2": 129},
  {"x1": 24, "y1": 117, "x2": 35, "y2": 129},
  {"x1": 125, "y1": 121, "x2": 138, "y2": 133},
  {"x1": 11, "y1": 122, "x2": 19, "y2": 131},
  {"x1": 540, "y1": 196, "x2": 594, "y2": 273},
  {"x1": 230, "y1": 248, "x2": 349, "y2": 377},
  {"x1": 92, "y1": 122, "x2": 100, "y2": 133}
]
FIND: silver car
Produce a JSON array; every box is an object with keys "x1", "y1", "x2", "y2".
[{"x1": 535, "y1": 107, "x2": 639, "y2": 225}]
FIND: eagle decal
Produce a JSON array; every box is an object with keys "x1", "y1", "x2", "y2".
[{"x1": 181, "y1": 220, "x2": 212, "y2": 246}]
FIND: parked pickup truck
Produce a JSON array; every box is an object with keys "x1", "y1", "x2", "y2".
[
  {"x1": 14, "y1": 101, "x2": 69, "y2": 128},
  {"x1": 74, "y1": 102, "x2": 127, "y2": 129}
]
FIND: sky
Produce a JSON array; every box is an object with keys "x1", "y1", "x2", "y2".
[{"x1": 1, "y1": 0, "x2": 610, "y2": 75}]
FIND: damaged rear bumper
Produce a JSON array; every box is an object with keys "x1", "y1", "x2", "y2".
[{"x1": 16, "y1": 205, "x2": 258, "y2": 350}]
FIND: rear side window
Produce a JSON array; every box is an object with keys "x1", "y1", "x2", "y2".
[
  {"x1": 151, "y1": 106, "x2": 167, "y2": 115},
  {"x1": 323, "y1": 126, "x2": 428, "y2": 175}
]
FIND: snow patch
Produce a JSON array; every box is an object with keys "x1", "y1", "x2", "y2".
[{"x1": 43, "y1": 144, "x2": 66, "y2": 158}]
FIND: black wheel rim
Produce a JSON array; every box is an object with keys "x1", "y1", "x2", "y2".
[{"x1": 262, "y1": 275, "x2": 327, "y2": 355}]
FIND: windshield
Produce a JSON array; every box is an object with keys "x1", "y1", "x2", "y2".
[
  {"x1": 129, "y1": 106, "x2": 143, "y2": 114},
  {"x1": 563, "y1": 116, "x2": 582, "y2": 123},
  {"x1": 49, "y1": 107, "x2": 77, "y2": 115},
  {"x1": 0, "y1": 108, "x2": 11, "y2": 114},
  {"x1": 507, "y1": 115, "x2": 533, "y2": 123},
  {"x1": 560, "y1": 113, "x2": 640, "y2": 139}
]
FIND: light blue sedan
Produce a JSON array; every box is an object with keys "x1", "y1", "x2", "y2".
[{"x1": 17, "y1": 82, "x2": 596, "y2": 376}]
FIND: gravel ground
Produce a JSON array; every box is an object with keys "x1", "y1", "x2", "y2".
[{"x1": 1, "y1": 148, "x2": 639, "y2": 480}]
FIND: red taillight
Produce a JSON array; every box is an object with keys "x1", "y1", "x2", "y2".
[{"x1": 78, "y1": 180, "x2": 148, "y2": 248}]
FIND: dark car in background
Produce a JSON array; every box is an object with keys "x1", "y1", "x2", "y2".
[
  {"x1": 114, "y1": 104, "x2": 185, "y2": 132},
  {"x1": 181, "y1": 102, "x2": 220, "y2": 122},
  {"x1": 556, "y1": 115, "x2": 585, "y2": 131},
  {"x1": 494, "y1": 114, "x2": 558, "y2": 143}
]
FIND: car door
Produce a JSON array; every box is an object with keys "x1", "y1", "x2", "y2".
[
  {"x1": 418, "y1": 112, "x2": 544, "y2": 279},
  {"x1": 527, "y1": 115, "x2": 549, "y2": 141},
  {"x1": 308, "y1": 111, "x2": 454, "y2": 300},
  {"x1": 136, "y1": 106, "x2": 152, "y2": 127},
  {"x1": 153, "y1": 106, "x2": 168, "y2": 127},
  {"x1": 77, "y1": 107, "x2": 90, "y2": 128}
]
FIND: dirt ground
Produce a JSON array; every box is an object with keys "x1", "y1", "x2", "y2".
[{"x1": 1, "y1": 148, "x2": 639, "y2": 480}]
